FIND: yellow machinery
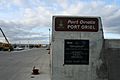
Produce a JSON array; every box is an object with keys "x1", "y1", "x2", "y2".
[
  {"x1": 0, "y1": 28, "x2": 13, "y2": 51},
  {"x1": 0, "y1": 42, "x2": 13, "y2": 51},
  {"x1": 34, "y1": 44, "x2": 41, "y2": 48},
  {"x1": 0, "y1": 42, "x2": 3, "y2": 50}
]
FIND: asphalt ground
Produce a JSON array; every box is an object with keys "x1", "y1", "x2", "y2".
[{"x1": 0, "y1": 48, "x2": 50, "y2": 80}]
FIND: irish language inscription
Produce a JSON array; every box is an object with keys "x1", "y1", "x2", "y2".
[{"x1": 64, "y1": 40, "x2": 89, "y2": 65}]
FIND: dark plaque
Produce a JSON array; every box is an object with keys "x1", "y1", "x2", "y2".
[
  {"x1": 64, "y1": 40, "x2": 89, "y2": 65},
  {"x1": 55, "y1": 17, "x2": 98, "y2": 32}
]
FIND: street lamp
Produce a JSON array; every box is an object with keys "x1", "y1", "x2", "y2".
[
  {"x1": 47, "y1": 28, "x2": 50, "y2": 50},
  {"x1": 49, "y1": 28, "x2": 50, "y2": 45}
]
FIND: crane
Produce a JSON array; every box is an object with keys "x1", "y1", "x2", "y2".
[{"x1": 0, "y1": 28, "x2": 13, "y2": 51}]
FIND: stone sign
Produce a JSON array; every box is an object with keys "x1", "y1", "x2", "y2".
[{"x1": 52, "y1": 16, "x2": 106, "y2": 80}]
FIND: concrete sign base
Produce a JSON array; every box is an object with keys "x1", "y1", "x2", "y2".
[{"x1": 51, "y1": 16, "x2": 108, "y2": 80}]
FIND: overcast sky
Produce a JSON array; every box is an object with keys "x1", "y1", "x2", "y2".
[{"x1": 0, "y1": 0, "x2": 120, "y2": 44}]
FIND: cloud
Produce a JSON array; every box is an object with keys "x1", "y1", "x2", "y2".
[
  {"x1": 54, "y1": 0, "x2": 120, "y2": 36},
  {"x1": 20, "y1": 6, "x2": 52, "y2": 28},
  {"x1": 0, "y1": 20, "x2": 49, "y2": 44},
  {"x1": 12, "y1": 0, "x2": 23, "y2": 6},
  {"x1": 0, "y1": 0, "x2": 120, "y2": 44}
]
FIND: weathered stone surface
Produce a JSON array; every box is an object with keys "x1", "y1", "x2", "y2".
[{"x1": 51, "y1": 16, "x2": 108, "y2": 80}]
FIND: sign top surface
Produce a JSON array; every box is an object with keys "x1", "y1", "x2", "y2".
[{"x1": 54, "y1": 16, "x2": 99, "y2": 32}]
